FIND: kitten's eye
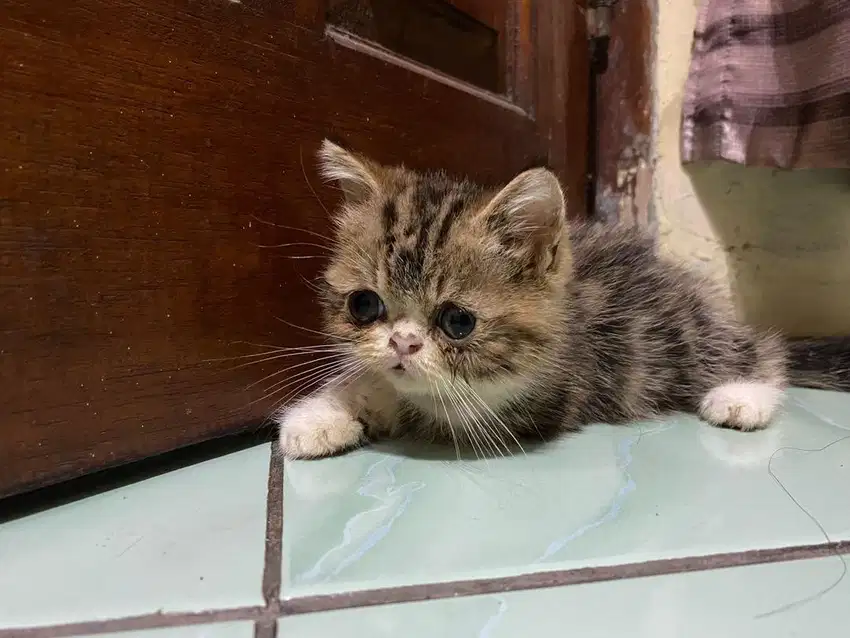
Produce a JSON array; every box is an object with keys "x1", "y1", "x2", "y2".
[
  {"x1": 437, "y1": 303, "x2": 476, "y2": 340},
  {"x1": 347, "y1": 290, "x2": 386, "y2": 325}
]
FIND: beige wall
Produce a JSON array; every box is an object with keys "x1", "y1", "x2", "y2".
[{"x1": 653, "y1": 0, "x2": 850, "y2": 337}]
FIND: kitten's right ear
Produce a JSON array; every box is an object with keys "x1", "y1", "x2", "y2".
[{"x1": 317, "y1": 139, "x2": 381, "y2": 205}]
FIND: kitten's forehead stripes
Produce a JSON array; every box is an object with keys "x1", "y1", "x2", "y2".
[
  {"x1": 381, "y1": 199, "x2": 398, "y2": 253},
  {"x1": 381, "y1": 175, "x2": 481, "y2": 295},
  {"x1": 396, "y1": 176, "x2": 443, "y2": 287},
  {"x1": 434, "y1": 197, "x2": 466, "y2": 250}
]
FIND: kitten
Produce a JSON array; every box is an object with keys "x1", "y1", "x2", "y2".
[{"x1": 275, "y1": 140, "x2": 850, "y2": 459}]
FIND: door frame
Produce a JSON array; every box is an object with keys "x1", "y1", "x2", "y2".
[{"x1": 587, "y1": 0, "x2": 654, "y2": 226}]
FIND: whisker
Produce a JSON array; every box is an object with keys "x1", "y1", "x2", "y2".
[
  {"x1": 319, "y1": 363, "x2": 367, "y2": 396},
  {"x1": 250, "y1": 214, "x2": 335, "y2": 244},
  {"x1": 298, "y1": 273, "x2": 325, "y2": 295},
  {"x1": 439, "y1": 378, "x2": 474, "y2": 456},
  {"x1": 224, "y1": 348, "x2": 349, "y2": 372},
  {"x1": 254, "y1": 359, "x2": 359, "y2": 414},
  {"x1": 274, "y1": 356, "x2": 363, "y2": 405},
  {"x1": 267, "y1": 360, "x2": 366, "y2": 421},
  {"x1": 204, "y1": 344, "x2": 348, "y2": 365},
  {"x1": 203, "y1": 350, "x2": 288, "y2": 364},
  {"x1": 229, "y1": 340, "x2": 346, "y2": 352},
  {"x1": 446, "y1": 378, "x2": 504, "y2": 459},
  {"x1": 429, "y1": 374, "x2": 461, "y2": 462},
  {"x1": 300, "y1": 144, "x2": 334, "y2": 221},
  {"x1": 282, "y1": 255, "x2": 329, "y2": 260},
  {"x1": 458, "y1": 380, "x2": 524, "y2": 456},
  {"x1": 440, "y1": 375, "x2": 488, "y2": 464},
  {"x1": 244, "y1": 352, "x2": 344, "y2": 390},
  {"x1": 254, "y1": 241, "x2": 331, "y2": 251},
  {"x1": 275, "y1": 317, "x2": 356, "y2": 342},
  {"x1": 261, "y1": 358, "x2": 353, "y2": 400}
]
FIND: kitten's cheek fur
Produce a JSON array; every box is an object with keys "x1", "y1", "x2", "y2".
[{"x1": 276, "y1": 393, "x2": 364, "y2": 459}]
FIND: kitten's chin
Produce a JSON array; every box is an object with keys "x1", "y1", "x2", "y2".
[{"x1": 382, "y1": 368, "x2": 432, "y2": 396}]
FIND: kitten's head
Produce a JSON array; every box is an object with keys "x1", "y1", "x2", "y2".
[{"x1": 316, "y1": 140, "x2": 572, "y2": 403}]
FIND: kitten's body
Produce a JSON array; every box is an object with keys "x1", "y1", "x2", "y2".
[{"x1": 276, "y1": 141, "x2": 844, "y2": 459}]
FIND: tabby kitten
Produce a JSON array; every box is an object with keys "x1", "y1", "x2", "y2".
[{"x1": 275, "y1": 140, "x2": 848, "y2": 459}]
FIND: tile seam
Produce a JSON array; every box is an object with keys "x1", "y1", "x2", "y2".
[
  {"x1": 0, "y1": 607, "x2": 265, "y2": 638},
  {"x1": 253, "y1": 618, "x2": 278, "y2": 638},
  {"x1": 6, "y1": 540, "x2": 848, "y2": 636},
  {"x1": 279, "y1": 540, "x2": 850, "y2": 615},
  {"x1": 261, "y1": 449, "x2": 284, "y2": 613}
]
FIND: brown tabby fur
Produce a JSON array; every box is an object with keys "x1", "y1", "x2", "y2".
[{"x1": 275, "y1": 141, "x2": 849, "y2": 458}]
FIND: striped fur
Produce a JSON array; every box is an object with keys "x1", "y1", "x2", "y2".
[{"x1": 276, "y1": 141, "x2": 838, "y2": 460}]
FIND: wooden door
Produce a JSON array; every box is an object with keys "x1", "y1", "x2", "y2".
[{"x1": 0, "y1": 0, "x2": 589, "y2": 498}]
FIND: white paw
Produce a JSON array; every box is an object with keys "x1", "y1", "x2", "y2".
[
  {"x1": 699, "y1": 381, "x2": 783, "y2": 431},
  {"x1": 276, "y1": 394, "x2": 364, "y2": 459}
]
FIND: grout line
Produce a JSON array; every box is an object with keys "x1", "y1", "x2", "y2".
[
  {"x1": 279, "y1": 540, "x2": 850, "y2": 615},
  {"x1": 0, "y1": 608, "x2": 265, "y2": 638},
  {"x1": 7, "y1": 540, "x2": 849, "y2": 636},
  {"x1": 261, "y1": 448, "x2": 284, "y2": 614},
  {"x1": 253, "y1": 618, "x2": 278, "y2": 638}
]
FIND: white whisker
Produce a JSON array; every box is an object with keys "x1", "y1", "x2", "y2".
[
  {"x1": 250, "y1": 214, "x2": 335, "y2": 243},
  {"x1": 458, "y1": 380, "x2": 526, "y2": 456},
  {"x1": 440, "y1": 375, "x2": 487, "y2": 464},
  {"x1": 255, "y1": 241, "x2": 331, "y2": 251},
  {"x1": 203, "y1": 343, "x2": 347, "y2": 364},
  {"x1": 269, "y1": 360, "x2": 367, "y2": 422},
  {"x1": 222, "y1": 348, "x2": 351, "y2": 372},
  {"x1": 447, "y1": 378, "x2": 502, "y2": 458},
  {"x1": 455, "y1": 385, "x2": 511, "y2": 457},
  {"x1": 320, "y1": 362, "x2": 367, "y2": 396},
  {"x1": 429, "y1": 373, "x2": 461, "y2": 462},
  {"x1": 250, "y1": 358, "x2": 356, "y2": 412},
  {"x1": 261, "y1": 357, "x2": 354, "y2": 400},
  {"x1": 275, "y1": 317, "x2": 356, "y2": 342},
  {"x1": 244, "y1": 352, "x2": 345, "y2": 390}
]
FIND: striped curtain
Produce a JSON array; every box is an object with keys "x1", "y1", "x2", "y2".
[{"x1": 681, "y1": 0, "x2": 850, "y2": 169}]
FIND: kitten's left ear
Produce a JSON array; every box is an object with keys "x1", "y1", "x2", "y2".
[
  {"x1": 317, "y1": 139, "x2": 382, "y2": 206},
  {"x1": 482, "y1": 167, "x2": 566, "y2": 251}
]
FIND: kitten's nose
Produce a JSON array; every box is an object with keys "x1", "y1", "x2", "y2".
[{"x1": 389, "y1": 332, "x2": 423, "y2": 356}]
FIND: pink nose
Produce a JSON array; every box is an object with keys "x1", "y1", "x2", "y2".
[{"x1": 389, "y1": 332, "x2": 423, "y2": 356}]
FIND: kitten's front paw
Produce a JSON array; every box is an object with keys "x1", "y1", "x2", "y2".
[
  {"x1": 276, "y1": 395, "x2": 364, "y2": 459},
  {"x1": 699, "y1": 381, "x2": 783, "y2": 431}
]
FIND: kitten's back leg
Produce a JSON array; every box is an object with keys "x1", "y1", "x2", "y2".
[{"x1": 697, "y1": 332, "x2": 787, "y2": 431}]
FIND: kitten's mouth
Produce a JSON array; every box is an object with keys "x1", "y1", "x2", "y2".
[{"x1": 391, "y1": 363, "x2": 405, "y2": 373}]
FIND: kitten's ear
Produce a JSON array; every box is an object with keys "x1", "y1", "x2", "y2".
[
  {"x1": 317, "y1": 139, "x2": 382, "y2": 205},
  {"x1": 482, "y1": 168, "x2": 566, "y2": 249}
]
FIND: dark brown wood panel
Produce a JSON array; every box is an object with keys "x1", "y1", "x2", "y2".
[
  {"x1": 327, "y1": 0, "x2": 504, "y2": 92},
  {"x1": 592, "y1": 0, "x2": 652, "y2": 224},
  {"x1": 540, "y1": 0, "x2": 589, "y2": 218},
  {"x1": 0, "y1": 0, "x2": 588, "y2": 497}
]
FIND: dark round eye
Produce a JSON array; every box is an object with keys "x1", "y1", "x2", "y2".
[
  {"x1": 437, "y1": 303, "x2": 476, "y2": 340},
  {"x1": 347, "y1": 290, "x2": 386, "y2": 325}
]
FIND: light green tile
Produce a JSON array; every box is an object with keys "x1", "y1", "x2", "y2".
[
  {"x1": 283, "y1": 389, "x2": 850, "y2": 597},
  {"x1": 0, "y1": 445, "x2": 271, "y2": 629},
  {"x1": 280, "y1": 556, "x2": 850, "y2": 637},
  {"x1": 81, "y1": 621, "x2": 254, "y2": 638}
]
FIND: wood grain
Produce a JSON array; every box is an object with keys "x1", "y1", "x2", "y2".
[
  {"x1": 593, "y1": 0, "x2": 652, "y2": 224},
  {"x1": 327, "y1": 0, "x2": 503, "y2": 92},
  {"x1": 0, "y1": 0, "x2": 588, "y2": 497}
]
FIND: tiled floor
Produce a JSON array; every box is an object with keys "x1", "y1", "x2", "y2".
[{"x1": 1, "y1": 388, "x2": 849, "y2": 637}]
